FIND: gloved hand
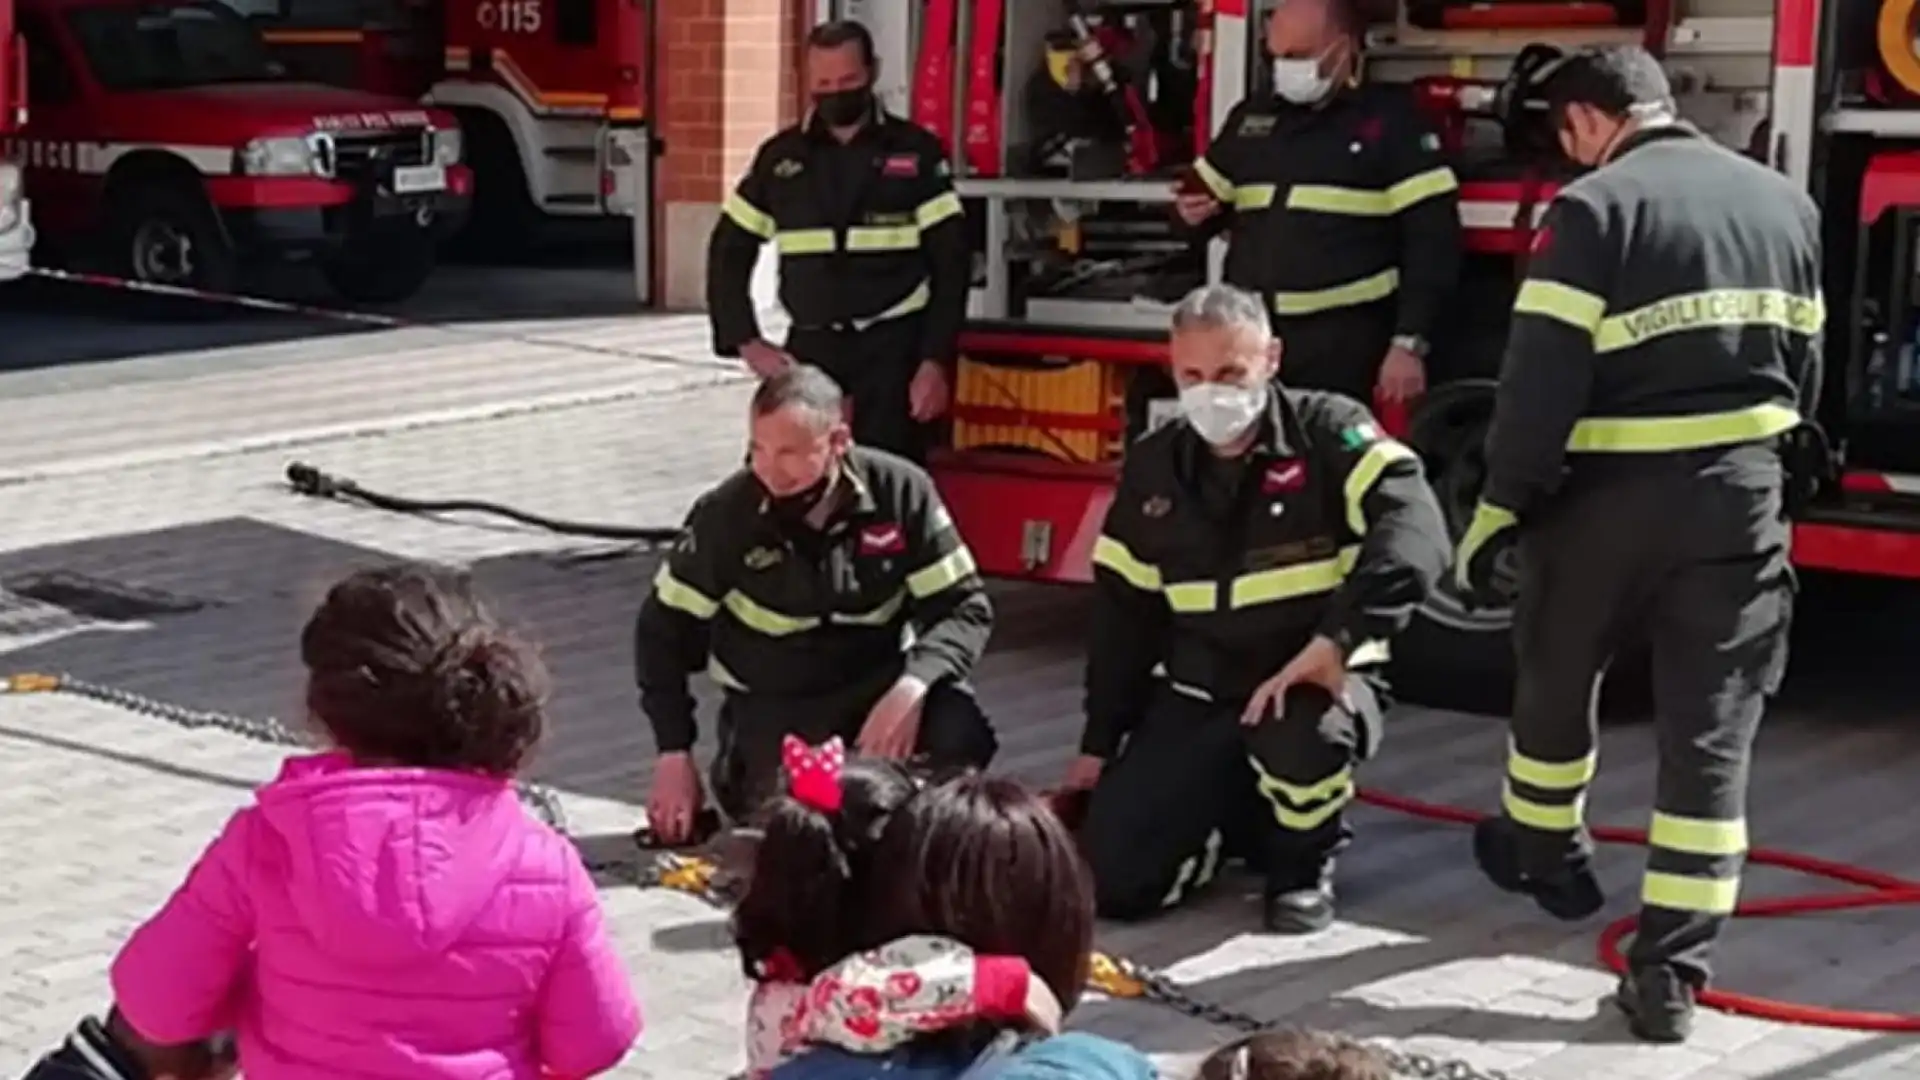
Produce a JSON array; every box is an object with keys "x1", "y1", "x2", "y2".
[{"x1": 1453, "y1": 500, "x2": 1521, "y2": 609}]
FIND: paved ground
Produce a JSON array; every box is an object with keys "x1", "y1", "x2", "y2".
[{"x1": 3, "y1": 280, "x2": 1920, "y2": 1079}]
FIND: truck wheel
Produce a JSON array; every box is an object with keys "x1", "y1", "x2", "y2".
[
  {"x1": 1390, "y1": 381, "x2": 1652, "y2": 719},
  {"x1": 322, "y1": 228, "x2": 437, "y2": 304},
  {"x1": 111, "y1": 184, "x2": 239, "y2": 299},
  {"x1": 448, "y1": 114, "x2": 540, "y2": 259}
]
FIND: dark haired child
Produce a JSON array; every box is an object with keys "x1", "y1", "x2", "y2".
[
  {"x1": 35, "y1": 564, "x2": 643, "y2": 1080},
  {"x1": 1198, "y1": 1031, "x2": 1391, "y2": 1080}
]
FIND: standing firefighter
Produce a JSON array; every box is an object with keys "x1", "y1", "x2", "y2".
[
  {"x1": 1173, "y1": 0, "x2": 1460, "y2": 407},
  {"x1": 1454, "y1": 47, "x2": 1823, "y2": 1043},
  {"x1": 636, "y1": 365, "x2": 998, "y2": 844},
  {"x1": 706, "y1": 20, "x2": 970, "y2": 464},
  {"x1": 1061, "y1": 284, "x2": 1450, "y2": 933}
]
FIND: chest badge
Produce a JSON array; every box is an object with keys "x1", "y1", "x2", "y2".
[
  {"x1": 1262, "y1": 460, "x2": 1308, "y2": 494},
  {"x1": 1142, "y1": 495, "x2": 1173, "y2": 519},
  {"x1": 772, "y1": 158, "x2": 804, "y2": 178},
  {"x1": 744, "y1": 546, "x2": 784, "y2": 570},
  {"x1": 881, "y1": 154, "x2": 920, "y2": 178},
  {"x1": 859, "y1": 522, "x2": 908, "y2": 556}
]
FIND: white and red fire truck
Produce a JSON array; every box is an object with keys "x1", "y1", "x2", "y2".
[
  {"x1": 0, "y1": 0, "x2": 29, "y2": 282},
  {"x1": 823, "y1": 0, "x2": 1920, "y2": 713}
]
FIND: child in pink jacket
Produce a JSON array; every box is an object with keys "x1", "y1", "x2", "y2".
[{"x1": 100, "y1": 564, "x2": 642, "y2": 1079}]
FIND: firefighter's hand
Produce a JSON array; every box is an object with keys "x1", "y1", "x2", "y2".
[
  {"x1": 1241, "y1": 636, "x2": 1348, "y2": 727},
  {"x1": 740, "y1": 339, "x2": 796, "y2": 380},
  {"x1": 1173, "y1": 192, "x2": 1222, "y2": 226},
  {"x1": 910, "y1": 360, "x2": 952, "y2": 422},
  {"x1": 1376, "y1": 344, "x2": 1427, "y2": 402},
  {"x1": 1453, "y1": 500, "x2": 1521, "y2": 609},
  {"x1": 646, "y1": 751, "x2": 705, "y2": 846},
  {"x1": 1061, "y1": 753, "x2": 1105, "y2": 791},
  {"x1": 859, "y1": 675, "x2": 928, "y2": 760}
]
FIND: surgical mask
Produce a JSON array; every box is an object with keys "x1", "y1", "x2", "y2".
[
  {"x1": 1180, "y1": 381, "x2": 1268, "y2": 446},
  {"x1": 814, "y1": 86, "x2": 873, "y2": 128},
  {"x1": 1271, "y1": 56, "x2": 1333, "y2": 104}
]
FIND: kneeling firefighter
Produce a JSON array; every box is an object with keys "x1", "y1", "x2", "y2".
[
  {"x1": 1059, "y1": 283, "x2": 1451, "y2": 933},
  {"x1": 1453, "y1": 47, "x2": 1825, "y2": 1043}
]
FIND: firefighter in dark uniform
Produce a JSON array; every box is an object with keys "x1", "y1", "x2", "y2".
[
  {"x1": 706, "y1": 20, "x2": 970, "y2": 464},
  {"x1": 1173, "y1": 0, "x2": 1461, "y2": 408},
  {"x1": 636, "y1": 365, "x2": 998, "y2": 843},
  {"x1": 1453, "y1": 48, "x2": 1823, "y2": 1044},
  {"x1": 1059, "y1": 284, "x2": 1451, "y2": 933}
]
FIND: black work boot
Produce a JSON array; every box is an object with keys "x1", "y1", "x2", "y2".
[
  {"x1": 1472, "y1": 817, "x2": 1605, "y2": 920},
  {"x1": 1615, "y1": 966, "x2": 1698, "y2": 1043},
  {"x1": 22, "y1": 1016, "x2": 147, "y2": 1080},
  {"x1": 1262, "y1": 859, "x2": 1336, "y2": 934}
]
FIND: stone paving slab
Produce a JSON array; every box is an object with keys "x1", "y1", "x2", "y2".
[{"x1": 2, "y1": 379, "x2": 1919, "y2": 1079}]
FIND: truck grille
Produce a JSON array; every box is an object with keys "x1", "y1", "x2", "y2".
[{"x1": 321, "y1": 129, "x2": 431, "y2": 180}]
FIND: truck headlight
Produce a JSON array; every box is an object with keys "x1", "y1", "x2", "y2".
[
  {"x1": 238, "y1": 135, "x2": 325, "y2": 177},
  {"x1": 432, "y1": 129, "x2": 463, "y2": 167}
]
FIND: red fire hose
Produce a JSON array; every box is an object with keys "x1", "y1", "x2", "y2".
[{"x1": 1357, "y1": 788, "x2": 1920, "y2": 1031}]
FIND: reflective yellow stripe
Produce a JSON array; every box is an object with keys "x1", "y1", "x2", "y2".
[
  {"x1": 1642, "y1": 870, "x2": 1741, "y2": 914},
  {"x1": 1234, "y1": 184, "x2": 1276, "y2": 211},
  {"x1": 1503, "y1": 783, "x2": 1585, "y2": 831},
  {"x1": 723, "y1": 191, "x2": 776, "y2": 239},
  {"x1": 845, "y1": 225, "x2": 921, "y2": 251},
  {"x1": 1159, "y1": 828, "x2": 1224, "y2": 908},
  {"x1": 1508, "y1": 744, "x2": 1597, "y2": 789},
  {"x1": 916, "y1": 190, "x2": 963, "y2": 229},
  {"x1": 722, "y1": 590, "x2": 820, "y2": 636},
  {"x1": 707, "y1": 656, "x2": 748, "y2": 691},
  {"x1": 830, "y1": 589, "x2": 906, "y2": 626},
  {"x1": 1286, "y1": 184, "x2": 1392, "y2": 216},
  {"x1": 1193, "y1": 156, "x2": 1235, "y2": 201},
  {"x1": 1514, "y1": 279, "x2": 1607, "y2": 333},
  {"x1": 907, "y1": 547, "x2": 977, "y2": 599},
  {"x1": 1272, "y1": 268, "x2": 1398, "y2": 315},
  {"x1": 1165, "y1": 580, "x2": 1219, "y2": 612},
  {"x1": 1227, "y1": 556, "x2": 1344, "y2": 608},
  {"x1": 1386, "y1": 166, "x2": 1458, "y2": 211},
  {"x1": 1452, "y1": 500, "x2": 1516, "y2": 593},
  {"x1": 1594, "y1": 288, "x2": 1825, "y2": 354},
  {"x1": 1253, "y1": 760, "x2": 1355, "y2": 831},
  {"x1": 775, "y1": 228, "x2": 837, "y2": 254},
  {"x1": 1648, "y1": 812, "x2": 1748, "y2": 856},
  {"x1": 1567, "y1": 402, "x2": 1801, "y2": 454},
  {"x1": 1092, "y1": 535, "x2": 1163, "y2": 591},
  {"x1": 652, "y1": 564, "x2": 720, "y2": 619},
  {"x1": 1342, "y1": 439, "x2": 1416, "y2": 535}
]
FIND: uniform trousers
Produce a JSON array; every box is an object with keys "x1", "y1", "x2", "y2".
[{"x1": 786, "y1": 313, "x2": 932, "y2": 464}]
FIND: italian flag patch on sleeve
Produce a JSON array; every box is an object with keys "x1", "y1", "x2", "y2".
[{"x1": 1340, "y1": 422, "x2": 1380, "y2": 450}]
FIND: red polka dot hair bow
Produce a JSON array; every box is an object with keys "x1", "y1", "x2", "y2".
[{"x1": 783, "y1": 734, "x2": 846, "y2": 813}]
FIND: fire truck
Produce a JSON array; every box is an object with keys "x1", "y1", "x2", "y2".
[
  {"x1": 820, "y1": 0, "x2": 1920, "y2": 713},
  {"x1": 246, "y1": 0, "x2": 652, "y2": 261},
  {"x1": 0, "y1": 0, "x2": 28, "y2": 282}
]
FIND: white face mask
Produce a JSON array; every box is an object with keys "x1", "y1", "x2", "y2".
[
  {"x1": 1271, "y1": 56, "x2": 1333, "y2": 104},
  {"x1": 1179, "y1": 381, "x2": 1268, "y2": 446}
]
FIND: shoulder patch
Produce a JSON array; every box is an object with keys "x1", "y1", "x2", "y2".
[{"x1": 1339, "y1": 422, "x2": 1381, "y2": 450}]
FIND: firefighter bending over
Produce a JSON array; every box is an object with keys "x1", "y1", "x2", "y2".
[
  {"x1": 1174, "y1": 0, "x2": 1461, "y2": 407},
  {"x1": 636, "y1": 365, "x2": 998, "y2": 843},
  {"x1": 1454, "y1": 48, "x2": 1823, "y2": 1044},
  {"x1": 1061, "y1": 284, "x2": 1450, "y2": 933},
  {"x1": 706, "y1": 20, "x2": 971, "y2": 464}
]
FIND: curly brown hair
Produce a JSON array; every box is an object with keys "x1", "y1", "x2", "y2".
[
  {"x1": 1198, "y1": 1031, "x2": 1391, "y2": 1080},
  {"x1": 300, "y1": 564, "x2": 547, "y2": 776}
]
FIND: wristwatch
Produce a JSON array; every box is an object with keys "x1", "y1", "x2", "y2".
[{"x1": 1391, "y1": 334, "x2": 1430, "y2": 358}]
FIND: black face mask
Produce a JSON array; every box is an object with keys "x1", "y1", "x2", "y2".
[
  {"x1": 814, "y1": 86, "x2": 873, "y2": 128},
  {"x1": 762, "y1": 472, "x2": 835, "y2": 529}
]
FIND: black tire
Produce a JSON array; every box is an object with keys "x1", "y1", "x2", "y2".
[
  {"x1": 445, "y1": 112, "x2": 541, "y2": 260},
  {"x1": 321, "y1": 227, "x2": 437, "y2": 304},
  {"x1": 108, "y1": 181, "x2": 239, "y2": 308},
  {"x1": 1388, "y1": 381, "x2": 1652, "y2": 719}
]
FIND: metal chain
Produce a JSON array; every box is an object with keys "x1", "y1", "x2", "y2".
[{"x1": 1, "y1": 672, "x2": 1518, "y2": 1080}]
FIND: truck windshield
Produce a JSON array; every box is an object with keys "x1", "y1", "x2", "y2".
[{"x1": 66, "y1": 1, "x2": 283, "y2": 91}]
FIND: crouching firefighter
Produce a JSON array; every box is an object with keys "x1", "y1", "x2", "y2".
[
  {"x1": 1452, "y1": 47, "x2": 1824, "y2": 1043},
  {"x1": 636, "y1": 365, "x2": 999, "y2": 845},
  {"x1": 1060, "y1": 284, "x2": 1451, "y2": 933}
]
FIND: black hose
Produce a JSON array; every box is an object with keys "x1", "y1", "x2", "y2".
[{"x1": 284, "y1": 462, "x2": 682, "y2": 544}]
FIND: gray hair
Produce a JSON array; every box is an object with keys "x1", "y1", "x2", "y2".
[
  {"x1": 750, "y1": 363, "x2": 846, "y2": 430},
  {"x1": 1169, "y1": 284, "x2": 1272, "y2": 340}
]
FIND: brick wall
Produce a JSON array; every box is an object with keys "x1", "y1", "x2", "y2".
[{"x1": 654, "y1": 0, "x2": 803, "y2": 310}]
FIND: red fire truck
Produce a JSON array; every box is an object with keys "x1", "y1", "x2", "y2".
[
  {"x1": 248, "y1": 0, "x2": 652, "y2": 261},
  {"x1": 6, "y1": 0, "x2": 474, "y2": 301},
  {"x1": 822, "y1": 0, "x2": 1920, "y2": 713},
  {"x1": 0, "y1": 0, "x2": 28, "y2": 282}
]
